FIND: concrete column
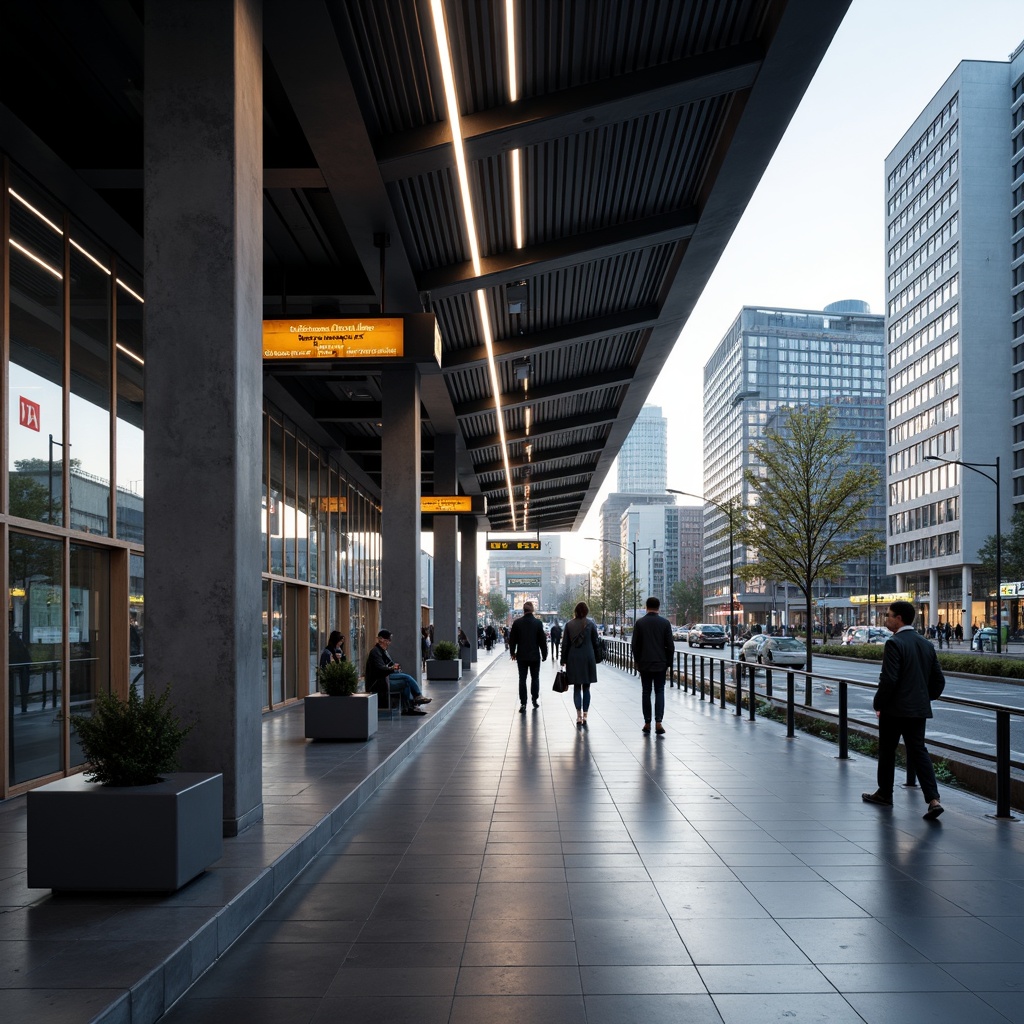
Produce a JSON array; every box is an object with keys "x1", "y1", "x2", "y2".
[
  {"x1": 460, "y1": 518, "x2": 479, "y2": 663},
  {"x1": 433, "y1": 434, "x2": 458, "y2": 645},
  {"x1": 928, "y1": 568, "x2": 939, "y2": 629},
  {"x1": 144, "y1": 0, "x2": 264, "y2": 836},
  {"x1": 962, "y1": 565, "x2": 973, "y2": 628},
  {"x1": 381, "y1": 364, "x2": 422, "y2": 677}
]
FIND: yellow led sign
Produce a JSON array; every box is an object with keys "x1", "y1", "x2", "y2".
[
  {"x1": 262, "y1": 317, "x2": 404, "y2": 360},
  {"x1": 487, "y1": 540, "x2": 542, "y2": 550},
  {"x1": 318, "y1": 497, "x2": 348, "y2": 513},
  {"x1": 421, "y1": 496, "x2": 472, "y2": 514}
]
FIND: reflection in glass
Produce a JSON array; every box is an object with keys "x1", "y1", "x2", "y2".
[
  {"x1": 271, "y1": 581, "x2": 283, "y2": 704},
  {"x1": 116, "y1": 271, "x2": 145, "y2": 542},
  {"x1": 69, "y1": 235, "x2": 112, "y2": 534},
  {"x1": 8, "y1": 532, "x2": 64, "y2": 784},
  {"x1": 68, "y1": 545, "x2": 111, "y2": 768}
]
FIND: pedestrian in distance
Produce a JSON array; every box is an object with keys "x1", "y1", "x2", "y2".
[
  {"x1": 561, "y1": 602, "x2": 599, "y2": 727},
  {"x1": 549, "y1": 620, "x2": 562, "y2": 662},
  {"x1": 319, "y1": 629, "x2": 345, "y2": 671},
  {"x1": 364, "y1": 629, "x2": 432, "y2": 716},
  {"x1": 508, "y1": 601, "x2": 548, "y2": 713},
  {"x1": 862, "y1": 600, "x2": 946, "y2": 820},
  {"x1": 631, "y1": 596, "x2": 675, "y2": 735}
]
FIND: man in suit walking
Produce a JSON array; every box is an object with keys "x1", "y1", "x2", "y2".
[
  {"x1": 509, "y1": 601, "x2": 548, "y2": 712},
  {"x1": 862, "y1": 600, "x2": 946, "y2": 820},
  {"x1": 631, "y1": 596, "x2": 676, "y2": 735}
]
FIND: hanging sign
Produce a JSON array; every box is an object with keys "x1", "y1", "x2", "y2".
[{"x1": 262, "y1": 317, "x2": 404, "y2": 360}]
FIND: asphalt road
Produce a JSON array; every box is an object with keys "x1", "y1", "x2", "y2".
[{"x1": 674, "y1": 643, "x2": 1024, "y2": 763}]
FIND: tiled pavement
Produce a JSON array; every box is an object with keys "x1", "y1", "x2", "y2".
[{"x1": 3, "y1": 648, "x2": 1024, "y2": 1023}]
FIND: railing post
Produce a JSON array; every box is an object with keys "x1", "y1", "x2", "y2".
[
  {"x1": 786, "y1": 672, "x2": 795, "y2": 737},
  {"x1": 837, "y1": 681, "x2": 848, "y2": 759},
  {"x1": 720, "y1": 658, "x2": 727, "y2": 708},
  {"x1": 699, "y1": 656, "x2": 705, "y2": 700},
  {"x1": 804, "y1": 671, "x2": 812, "y2": 707},
  {"x1": 748, "y1": 664, "x2": 756, "y2": 721},
  {"x1": 995, "y1": 709, "x2": 1012, "y2": 818},
  {"x1": 734, "y1": 662, "x2": 742, "y2": 716},
  {"x1": 765, "y1": 666, "x2": 772, "y2": 699}
]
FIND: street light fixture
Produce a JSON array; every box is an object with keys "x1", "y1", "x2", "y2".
[
  {"x1": 667, "y1": 488, "x2": 738, "y2": 647},
  {"x1": 924, "y1": 454, "x2": 1002, "y2": 654}
]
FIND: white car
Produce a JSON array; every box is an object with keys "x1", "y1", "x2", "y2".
[
  {"x1": 738, "y1": 634, "x2": 768, "y2": 662},
  {"x1": 841, "y1": 627, "x2": 892, "y2": 646},
  {"x1": 757, "y1": 636, "x2": 807, "y2": 669}
]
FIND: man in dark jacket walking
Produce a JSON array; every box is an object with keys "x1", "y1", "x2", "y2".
[
  {"x1": 509, "y1": 601, "x2": 548, "y2": 712},
  {"x1": 631, "y1": 597, "x2": 675, "y2": 735},
  {"x1": 549, "y1": 621, "x2": 563, "y2": 662},
  {"x1": 863, "y1": 600, "x2": 946, "y2": 819}
]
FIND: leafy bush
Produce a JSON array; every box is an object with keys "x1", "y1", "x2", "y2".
[
  {"x1": 317, "y1": 658, "x2": 360, "y2": 696},
  {"x1": 70, "y1": 684, "x2": 193, "y2": 787},
  {"x1": 431, "y1": 640, "x2": 460, "y2": 661},
  {"x1": 823, "y1": 642, "x2": 1024, "y2": 679}
]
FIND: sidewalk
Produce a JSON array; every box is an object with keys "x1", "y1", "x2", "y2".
[{"x1": 5, "y1": 650, "x2": 1024, "y2": 1023}]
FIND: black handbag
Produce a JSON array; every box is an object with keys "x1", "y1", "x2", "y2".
[{"x1": 552, "y1": 670, "x2": 569, "y2": 693}]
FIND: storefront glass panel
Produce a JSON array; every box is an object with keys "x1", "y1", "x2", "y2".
[
  {"x1": 68, "y1": 544, "x2": 111, "y2": 768},
  {"x1": 69, "y1": 235, "x2": 112, "y2": 535},
  {"x1": 8, "y1": 532, "x2": 64, "y2": 785},
  {"x1": 115, "y1": 269, "x2": 145, "y2": 543}
]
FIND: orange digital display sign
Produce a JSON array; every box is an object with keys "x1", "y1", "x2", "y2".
[{"x1": 262, "y1": 318, "x2": 404, "y2": 360}]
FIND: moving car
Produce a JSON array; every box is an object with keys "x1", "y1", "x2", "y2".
[
  {"x1": 841, "y1": 627, "x2": 892, "y2": 645},
  {"x1": 757, "y1": 636, "x2": 806, "y2": 670},
  {"x1": 688, "y1": 623, "x2": 727, "y2": 649},
  {"x1": 971, "y1": 626, "x2": 999, "y2": 651},
  {"x1": 738, "y1": 634, "x2": 768, "y2": 662}
]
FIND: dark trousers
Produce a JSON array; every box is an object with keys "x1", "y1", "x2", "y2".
[
  {"x1": 517, "y1": 660, "x2": 541, "y2": 704},
  {"x1": 551, "y1": 641, "x2": 560, "y2": 661},
  {"x1": 640, "y1": 671, "x2": 667, "y2": 723},
  {"x1": 877, "y1": 714, "x2": 939, "y2": 803}
]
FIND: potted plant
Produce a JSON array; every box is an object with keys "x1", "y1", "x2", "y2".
[
  {"x1": 27, "y1": 684, "x2": 223, "y2": 892},
  {"x1": 426, "y1": 639, "x2": 462, "y2": 680},
  {"x1": 304, "y1": 657, "x2": 378, "y2": 740}
]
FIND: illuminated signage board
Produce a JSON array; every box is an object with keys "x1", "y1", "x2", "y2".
[
  {"x1": 262, "y1": 317, "x2": 404, "y2": 360},
  {"x1": 487, "y1": 540, "x2": 542, "y2": 551},
  {"x1": 318, "y1": 497, "x2": 348, "y2": 513},
  {"x1": 421, "y1": 496, "x2": 472, "y2": 514},
  {"x1": 506, "y1": 572, "x2": 542, "y2": 589},
  {"x1": 849, "y1": 592, "x2": 913, "y2": 605}
]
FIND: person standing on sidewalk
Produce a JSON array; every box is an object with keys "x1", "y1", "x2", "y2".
[
  {"x1": 862, "y1": 600, "x2": 946, "y2": 820},
  {"x1": 561, "y1": 603, "x2": 599, "y2": 727},
  {"x1": 509, "y1": 601, "x2": 547, "y2": 712},
  {"x1": 549, "y1": 621, "x2": 563, "y2": 663},
  {"x1": 631, "y1": 596, "x2": 675, "y2": 735}
]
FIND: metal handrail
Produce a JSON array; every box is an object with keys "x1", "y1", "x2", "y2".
[{"x1": 667, "y1": 649, "x2": 1023, "y2": 819}]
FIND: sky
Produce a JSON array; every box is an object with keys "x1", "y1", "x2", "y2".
[{"x1": 547, "y1": 0, "x2": 1024, "y2": 572}]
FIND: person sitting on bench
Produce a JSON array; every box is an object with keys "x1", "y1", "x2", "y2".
[{"x1": 365, "y1": 630, "x2": 431, "y2": 716}]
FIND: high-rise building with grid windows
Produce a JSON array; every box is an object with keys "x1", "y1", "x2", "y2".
[
  {"x1": 702, "y1": 302, "x2": 892, "y2": 631},
  {"x1": 884, "y1": 47, "x2": 1023, "y2": 634},
  {"x1": 617, "y1": 405, "x2": 668, "y2": 493}
]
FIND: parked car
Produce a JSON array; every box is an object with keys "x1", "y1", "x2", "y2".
[
  {"x1": 971, "y1": 627, "x2": 999, "y2": 651},
  {"x1": 841, "y1": 626, "x2": 892, "y2": 645},
  {"x1": 757, "y1": 636, "x2": 807, "y2": 669},
  {"x1": 672, "y1": 626, "x2": 689, "y2": 641},
  {"x1": 738, "y1": 634, "x2": 768, "y2": 662},
  {"x1": 688, "y1": 623, "x2": 727, "y2": 649}
]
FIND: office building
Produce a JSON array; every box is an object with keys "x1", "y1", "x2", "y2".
[
  {"x1": 617, "y1": 405, "x2": 668, "y2": 493},
  {"x1": 702, "y1": 302, "x2": 891, "y2": 630},
  {"x1": 885, "y1": 47, "x2": 1024, "y2": 632}
]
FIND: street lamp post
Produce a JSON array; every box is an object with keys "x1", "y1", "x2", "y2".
[
  {"x1": 667, "y1": 488, "x2": 737, "y2": 648},
  {"x1": 925, "y1": 455, "x2": 1002, "y2": 654},
  {"x1": 585, "y1": 535, "x2": 635, "y2": 634}
]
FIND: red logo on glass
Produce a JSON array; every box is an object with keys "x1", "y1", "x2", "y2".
[{"x1": 20, "y1": 397, "x2": 41, "y2": 431}]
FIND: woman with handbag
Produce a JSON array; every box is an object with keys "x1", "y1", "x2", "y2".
[{"x1": 561, "y1": 601, "x2": 599, "y2": 727}]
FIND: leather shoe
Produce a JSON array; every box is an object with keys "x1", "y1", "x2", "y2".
[
  {"x1": 861, "y1": 792, "x2": 893, "y2": 807},
  {"x1": 414, "y1": 697, "x2": 432, "y2": 704},
  {"x1": 642, "y1": 722, "x2": 651, "y2": 734},
  {"x1": 519, "y1": 704, "x2": 526, "y2": 713},
  {"x1": 655, "y1": 723, "x2": 666, "y2": 735},
  {"x1": 532, "y1": 699, "x2": 539, "y2": 709},
  {"x1": 923, "y1": 802, "x2": 944, "y2": 820}
]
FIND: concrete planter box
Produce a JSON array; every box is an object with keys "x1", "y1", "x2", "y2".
[
  {"x1": 27, "y1": 772, "x2": 223, "y2": 892},
  {"x1": 304, "y1": 692, "x2": 378, "y2": 740},
  {"x1": 426, "y1": 659, "x2": 462, "y2": 681}
]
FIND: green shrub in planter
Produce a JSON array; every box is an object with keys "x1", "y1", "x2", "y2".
[
  {"x1": 431, "y1": 640, "x2": 460, "y2": 661},
  {"x1": 317, "y1": 658, "x2": 360, "y2": 696},
  {"x1": 70, "y1": 684, "x2": 194, "y2": 787}
]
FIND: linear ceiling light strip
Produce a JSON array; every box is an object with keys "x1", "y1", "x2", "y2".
[
  {"x1": 506, "y1": 0, "x2": 524, "y2": 249},
  {"x1": 432, "y1": 0, "x2": 517, "y2": 528}
]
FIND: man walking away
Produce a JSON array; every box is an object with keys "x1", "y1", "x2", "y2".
[
  {"x1": 509, "y1": 601, "x2": 548, "y2": 712},
  {"x1": 631, "y1": 596, "x2": 675, "y2": 735},
  {"x1": 862, "y1": 600, "x2": 945, "y2": 820},
  {"x1": 549, "y1": 621, "x2": 562, "y2": 662}
]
